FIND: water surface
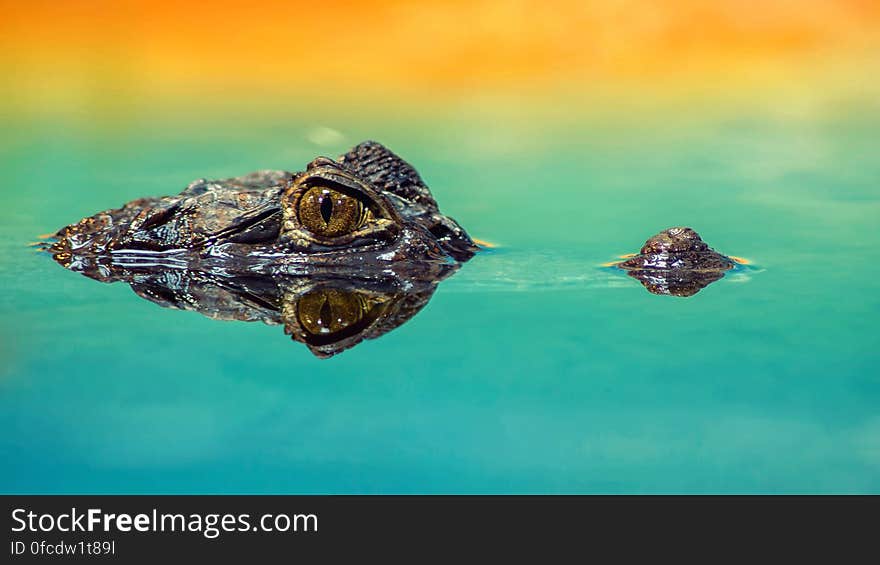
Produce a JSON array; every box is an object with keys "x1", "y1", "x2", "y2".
[{"x1": 1, "y1": 109, "x2": 878, "y2": 493}]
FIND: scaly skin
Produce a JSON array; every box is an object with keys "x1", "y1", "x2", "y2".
[
  {"x1": 47, "y1": 141, "x2": 477, "y2": 279},
  {"x1": 43, "y1": 141, "x2": 476, "y2": 356},
  {"x1": 615, "y1": 227, "x2": 736, "y2": 297}
]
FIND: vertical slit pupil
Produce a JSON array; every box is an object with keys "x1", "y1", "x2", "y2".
[
  {"x1": 319, "y1": 298, "x2": 332, "y2": 327},
  {"x1": 320, "y1": 194, "x2": 334, "y2": 224}
]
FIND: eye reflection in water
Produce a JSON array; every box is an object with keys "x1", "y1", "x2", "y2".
[{"x1": 283, "y1": 282, "x2": 428, "y2": 358}]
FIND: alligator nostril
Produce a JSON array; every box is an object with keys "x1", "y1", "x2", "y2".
[{"x1": 320, "y1": 194, "x2": 334, "y2": 224}]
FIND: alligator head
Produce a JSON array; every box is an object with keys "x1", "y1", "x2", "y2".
[
  {"x1": 613, "y1": 227, "x2": 739, "y2": 297},
  {"x1": 46, "y1": 141, "x2": 477, "y2": 279},
  {"x1": 42, "y1": 141, "x2": 476, "y2": 356}
]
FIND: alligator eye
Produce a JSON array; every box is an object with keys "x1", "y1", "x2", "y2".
[
  {"x1": 298, "y1": 187, "x2": 372, "y2": 238},
  {"x1": 296, "y1": 289, "x2": 369, "y2": 336}
]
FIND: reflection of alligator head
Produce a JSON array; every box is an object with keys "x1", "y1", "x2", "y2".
[
  {"x1": 110, "y1": 268, "x2": 454, "y2": 358},
  {"x1": 612, "y1": 227, "x2": 739, "y2": 297},
  {"x1": 42, "y1": 141, "x2": 476, "y2": 356}
]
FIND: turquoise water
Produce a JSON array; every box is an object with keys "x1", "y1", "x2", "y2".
[{"x1": 2, "y1": 107, "x2": 879, "y2": 493}]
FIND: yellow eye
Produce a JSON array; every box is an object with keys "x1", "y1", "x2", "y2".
[
  {"x1": 297, "y1": 186, "x2": 370, "y2": 238},
  {"x1": 296, "y1": 289, "x2": 370, "y2": 336}
]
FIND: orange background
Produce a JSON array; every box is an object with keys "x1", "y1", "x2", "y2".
[{"x1": 2, "y1": 0, "x2": 878, "y2": 119}]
